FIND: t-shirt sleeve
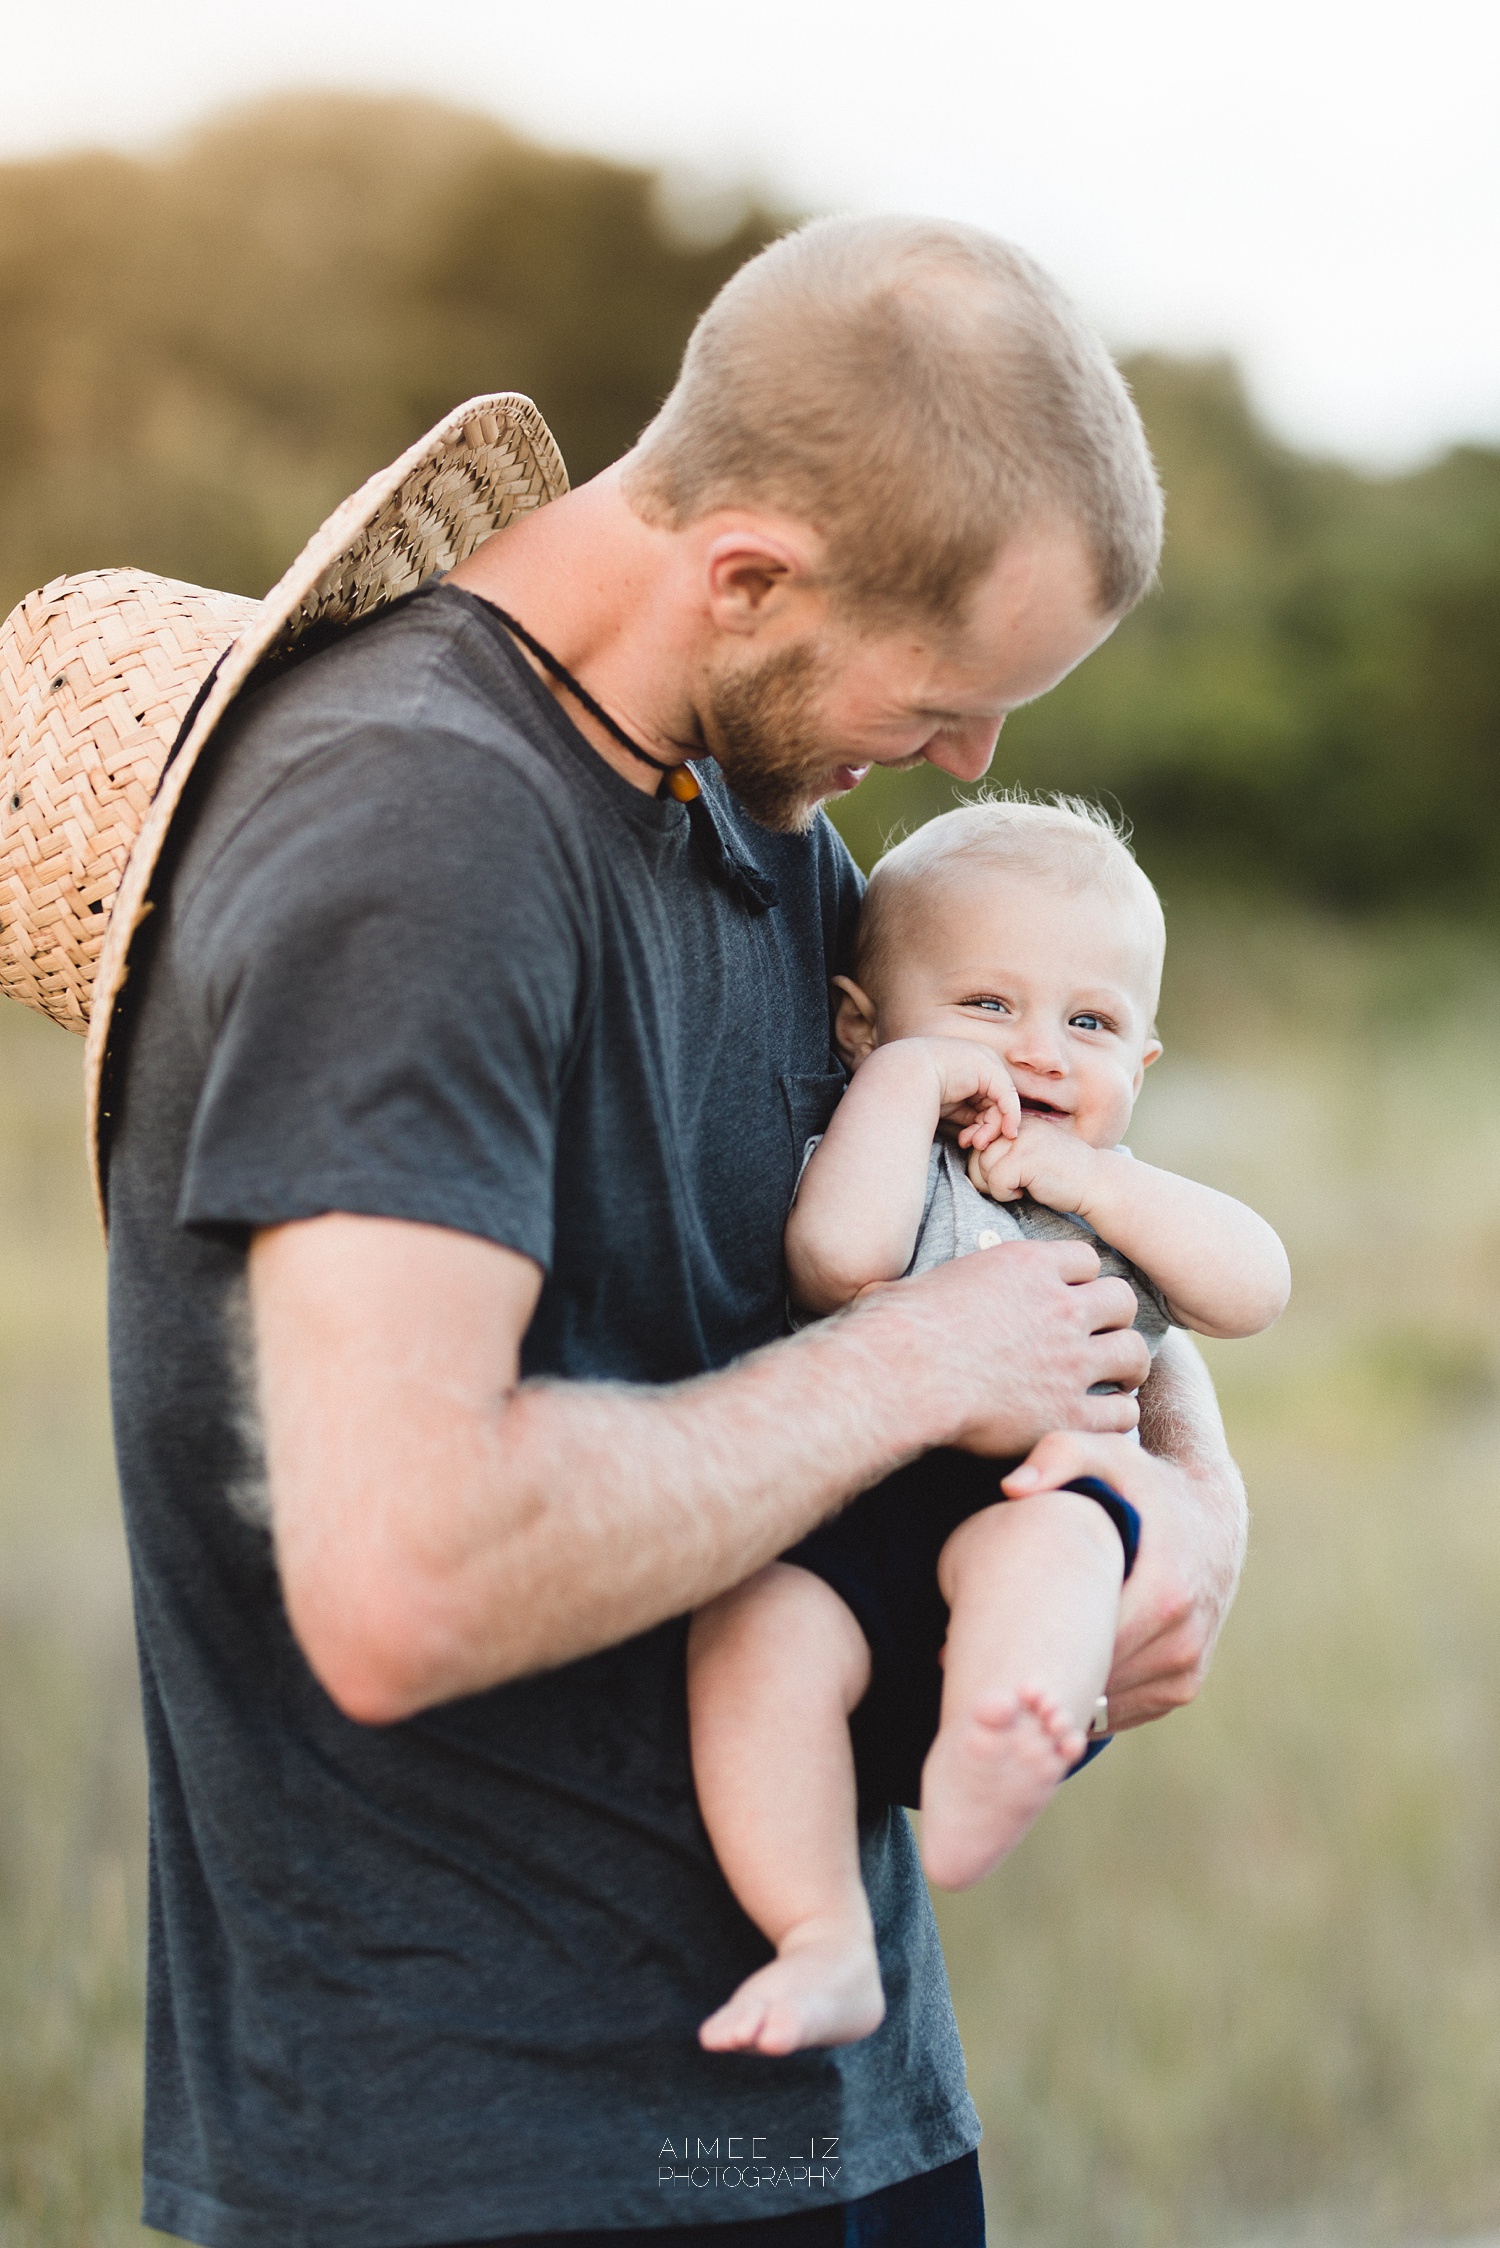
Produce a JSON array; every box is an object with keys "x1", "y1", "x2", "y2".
[{"x1": 174, "y1": 724, "x2": 592, "y2": 1268}]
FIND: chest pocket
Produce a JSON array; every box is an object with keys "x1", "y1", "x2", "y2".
[{"x1": 780, "y1": 1071, "x2": 847, "y2": 1174}]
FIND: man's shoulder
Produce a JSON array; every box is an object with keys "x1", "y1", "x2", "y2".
[
  {"x1": 176, "y1": 584, "x2": 594, "y2": 908},
  {"x1": 222, "y1": 581, "x2": 572, "y2": 805}
]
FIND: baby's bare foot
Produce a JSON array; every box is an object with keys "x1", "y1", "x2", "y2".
[
  {"x1": 919, "y1": 1685, "x2": 1085, "y2": 1891},
  {"x1": 698, "y1": 1917, "x2": 886, "y2": 2057}
]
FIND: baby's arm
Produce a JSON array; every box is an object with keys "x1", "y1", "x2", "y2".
[
  {"x1": 969, "y1": 1123, "x2": 1290, "y2": 1339},
  {"x1": 787, "y1": 1039, "x2": 1019, "y2": 1316}
]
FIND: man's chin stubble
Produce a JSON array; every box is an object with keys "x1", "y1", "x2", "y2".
[{"x1": 702, "y1": 644, "x2": 845, "y2": 836}]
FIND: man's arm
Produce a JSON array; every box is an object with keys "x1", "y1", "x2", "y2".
[
  {"x1": 252, "y1": 1213, "x2": 1148, "y2": 1724},
  {"x1": 1000, "y1": 1326, "x2": 1248, "y2": 1728}
]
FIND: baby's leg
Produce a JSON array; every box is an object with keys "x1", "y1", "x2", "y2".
[
  {"x1": 920, "y1": 1493, "x2": 1126, "y2": 1892},
  {"x1": 687, "y1": 1561, "x2": 884, "y2": 2056}
]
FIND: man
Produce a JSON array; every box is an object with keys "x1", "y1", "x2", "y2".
[{"x1": 107, "y1": 216, "x2": 1245, "y2": 2247}]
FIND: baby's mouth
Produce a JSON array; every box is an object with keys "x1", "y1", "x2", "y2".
[{"x1": 1018, "y1": 1096, "x2": 1070, "y2": 1119}]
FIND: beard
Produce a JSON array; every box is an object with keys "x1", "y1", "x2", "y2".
[{"x1": 701, "y1": 639, "x2": 850, "y2": 835}]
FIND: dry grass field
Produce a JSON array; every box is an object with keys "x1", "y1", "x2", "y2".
[{"x1": 4, "y1": 906, "x2": 1500, "y2": 2247}]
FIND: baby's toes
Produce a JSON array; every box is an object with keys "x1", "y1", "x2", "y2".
[
  {"x1": 699, "y1": 1991, "x2": 770, "y2": 2052},
  {"x1": 1016, "y1": 1685, "x2": 1084, "y2": 1762}
]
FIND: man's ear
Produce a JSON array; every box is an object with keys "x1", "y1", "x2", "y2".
[
  {"x1": 832, "y1": 976, "x2": 880, "y2": 1068},
  {"x1": 702, "y1": 521, "x2": 826, "y2": 637}
]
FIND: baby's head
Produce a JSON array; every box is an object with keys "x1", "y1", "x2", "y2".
[{"x1": 837, "y1": 796, "x2": 1165, "y2": 1149}]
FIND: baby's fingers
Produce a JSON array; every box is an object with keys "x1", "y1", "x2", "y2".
[
  {"x1": 966, "y1": 1143, "x2": 1023, "y2": 1202},
  {"x1": 991, "y1": 1069, "x2": 1021, "y2": 1141},
  {"x1": 960, "y1": 1072, "x2": 1021, "y2": 1150}
]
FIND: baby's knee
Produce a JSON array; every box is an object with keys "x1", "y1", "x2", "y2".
[
  {"x1": 937, "y1": 1490, "x2": 1125, "y2": 1610},
  {"x1": 935, "y1": 1500, "x2": 1017, "y2": 1606}
]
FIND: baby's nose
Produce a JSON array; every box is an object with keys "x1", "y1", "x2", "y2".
[{"x1": 1006, "y1": 1028, "x2": 1067, "y2": 1075}]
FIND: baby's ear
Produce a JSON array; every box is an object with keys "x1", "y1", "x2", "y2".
[
  {"x1": 832, "y1": 976, "x2": 879, "y2": 1068},
  {"x1": 1134, "y1": 1034, "x2": 1164, "y2": 1095}
]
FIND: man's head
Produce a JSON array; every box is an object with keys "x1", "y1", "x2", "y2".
[
  {"x1": 835, "y1": 796, "x2": 1166, "y2": 1149},
  {"x1": 621, "y1": 216, "x2": 1163, "y2": 831},
  {"x1": 628, "y1": 214, "x2": 1162, "y2": 628}
]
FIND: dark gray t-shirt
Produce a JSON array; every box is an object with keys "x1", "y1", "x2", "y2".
[{"x1": 106, "y1": 582, "x2": 979, "y2": 2248}]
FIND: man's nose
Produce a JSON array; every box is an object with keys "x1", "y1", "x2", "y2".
[{"x1": 922, "y1": 715, "x2": 1003, "y2": 783}]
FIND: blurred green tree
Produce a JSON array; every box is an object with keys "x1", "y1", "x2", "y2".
[
  {"x1": 0, "y1": 93, "x2": 781, "y2": 608},
  {"x1": 1, "y1": 94, "x2": 1497, "y2": 909},
  {"x1": 837, "y1": 357, "x2": 1500, "y2": 910}
]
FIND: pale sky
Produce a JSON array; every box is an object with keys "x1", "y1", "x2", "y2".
[{"x1": 6, "y1": 0, "x2": 1498, "y2": 467}]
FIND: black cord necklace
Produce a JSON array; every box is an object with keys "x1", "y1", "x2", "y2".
[
  {"x1": 481, "y1": 599, "x2": 701, "y2": 802},
  {"x1": 478, "y1": 595, "x2": 779, "y2": 917}
]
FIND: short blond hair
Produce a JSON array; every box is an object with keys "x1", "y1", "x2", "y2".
[
  {"x1": 857, "y1": 793, "x2": 1165, "y2": 1003},
  {"x1": 623, "y1": 215, "x2": 1162, "y2": 626}
]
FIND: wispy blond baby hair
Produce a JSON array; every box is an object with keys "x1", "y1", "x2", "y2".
[
  {"x1": 623, "y1": 215, "x2": 1162, "y2": 625},
  {"x1": 856, "y1": 792, "x2": 1165, "y2": 1005}
]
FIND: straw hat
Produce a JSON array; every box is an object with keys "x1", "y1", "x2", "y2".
[{"x1": 0, "y1": 394, "x2": 569, "y2": 1215}]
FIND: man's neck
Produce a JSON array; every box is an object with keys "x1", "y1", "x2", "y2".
[{"x1": 446, "y1": 466, "x2": 700, "y2": 796}]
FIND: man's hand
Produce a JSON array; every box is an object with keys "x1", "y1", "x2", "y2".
[
  {"x1": 909, "y1": 1237, "x2": 1150, "y2": 1454},
  {"x1": 998, "y1": 1332, "x2": 1247, "y2": 1729}
]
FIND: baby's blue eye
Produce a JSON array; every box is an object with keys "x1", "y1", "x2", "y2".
[
  {"x1": 961, "y1": 997, "x2": 1007, "y2": 1013},
  {"x1": 1071, "y1": 1012, "x2": 1109, "y2": 1032}
]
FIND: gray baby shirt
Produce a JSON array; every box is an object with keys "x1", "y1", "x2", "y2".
[
  {"x1": 906, "y1": 1138, "x2": 1171, "y2": 1353},
  {"x1": 795, "y1": 1135, "x2": 1171, "y2": 1356}
]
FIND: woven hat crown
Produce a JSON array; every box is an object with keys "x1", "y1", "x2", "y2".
[
  {"x1": 0, "y1": 395, "x2": 567, "y2": 1043},
  {"x1": 1, "y1": 574, "x2": 259, "y2": 1031}
]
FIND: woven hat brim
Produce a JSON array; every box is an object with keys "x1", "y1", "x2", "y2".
[
  {"x1": 1, "y1": 573, "x2": 262, "y2": 1030},
  {"x1": 82, "y1": 392, "x2": 568, "y2": 1218}
]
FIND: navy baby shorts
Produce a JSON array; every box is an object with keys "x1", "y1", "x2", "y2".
[{"x1": 786, "y1": 1453, "x2": 1139, "y2": 1810}]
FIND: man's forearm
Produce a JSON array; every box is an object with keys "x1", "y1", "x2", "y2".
[
  {"x1": 276, "y1": 1280, "x2": 1023, "y2": 1722},
  {"x1": 1138, "y1": 1327, "x2": 1248, "y2": 1548},
  {"x1": 1118, "y1": 1329, "x2": 1247, "y2": 1718},
  {"x1": 449, "y1": 1301, "x2": 954, "y2": 1689},
  {"x1": 256, "y1": 1216, "x2": 1149, "y2": 1723}
]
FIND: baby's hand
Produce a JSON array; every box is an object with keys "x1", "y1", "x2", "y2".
[
  {"x1": 918, "y1": 1038, "x2": 1021, "y2": 1153},
  {"x1": 968, "y1": 1115, "x2": 1104, "y2": 1213}
]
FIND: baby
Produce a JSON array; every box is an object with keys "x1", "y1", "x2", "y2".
[{"x1": 686, "y1": 797, "x2": 1290, "y2": 2059}]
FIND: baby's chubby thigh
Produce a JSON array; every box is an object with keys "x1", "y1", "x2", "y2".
[{"x1": 687, "y1": 1561, "x2": 873, "y2": 1728}]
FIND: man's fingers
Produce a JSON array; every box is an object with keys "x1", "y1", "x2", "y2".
[
  {"x1": 1091, "y1": 1325, "x2": 1151, "y2": 1391},
  {"x1": 1043, "y1": 1239, "x2": 1104, "y2": 1284},
  {"x1": 1071, "y1": 1273, "x2": 1141, "y2": 1334},
  {"x1": 1002, "y1": 1428, "x2": 1141, "y2": 1496},
  {"x1": 1110, "y1": 1637, "x2": 1204, "y2": 1717},
  {"x1": 1106, "y1": 1608, "x2": 1210, "y2": 1727},
  {"x1": 1099, "y1": 1662, "x2": 1201, "y2": 1732},
  {"x1": 1076, "y1": 1388, "x2": 1141, "y2": 1434}
]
